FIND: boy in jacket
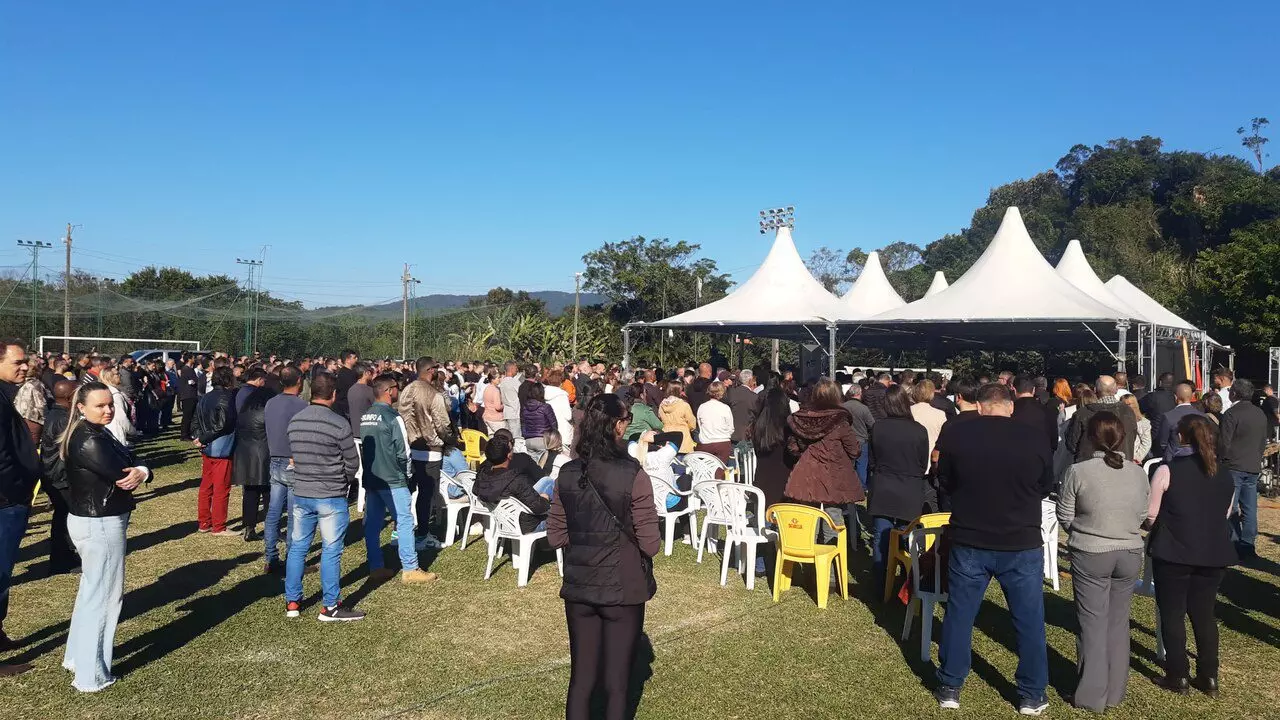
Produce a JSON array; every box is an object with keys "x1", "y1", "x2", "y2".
[{"x1": 360, "y1": 375, "x2": 437, "y2": 585}]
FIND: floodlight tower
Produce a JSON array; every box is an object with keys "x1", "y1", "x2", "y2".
[{"x1": 757, "y1": 207, "x2": 795, "y2": 371}]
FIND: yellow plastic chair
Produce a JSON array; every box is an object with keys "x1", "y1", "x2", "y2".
[
  {"x1": 767, "y1": 503, "x2": 849, "y2": 609},
  {"x1": 461, "y1": 429, "x2": 488, "y2": 470},
  {"x1": 883, "y1": 512, "x2": 951, "y2": 602}
]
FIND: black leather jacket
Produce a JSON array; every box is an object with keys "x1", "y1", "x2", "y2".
[
  {"x1": 64, "y1": 421, "x2": 143, "y2": 517},
  {"x1": 192, "y1": 387, "x2": 237, "y2": 447}
]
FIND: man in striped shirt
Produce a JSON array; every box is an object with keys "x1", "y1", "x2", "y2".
[{"x1": 283, "y1": 372, "x2": 363, "y2": 622}]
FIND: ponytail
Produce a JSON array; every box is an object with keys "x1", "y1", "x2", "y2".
[
  {"x1": 1178, "y1": 414, "x2": 1219, "y2": 477},
  {"x1": 60, "y1": 381, "x2": 109, "y2": 460},
  {"x1": 1086, "y1": 411, "x2": 1127, "y2": 469}
]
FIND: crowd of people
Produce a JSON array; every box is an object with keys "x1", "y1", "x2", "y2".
[{"x1": 0, "y1": 338, "x2": 1275, "y2": 717}]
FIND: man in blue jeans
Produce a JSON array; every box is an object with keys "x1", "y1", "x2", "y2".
[
  {"x1": 1219, "y1": 379, "x2": 1268, "y2": 562},
  {"x1": 284, "y1": 372, "x2": 364, "y2": 622},
  {"x1": 933, "y1": 383, "x2": 1055, "y2": 715},
  {"x1": 263, "y1": 365, "x2": 308, "y2": 574},
  {"x1": 360, "y1": 375, "x2": 437, "y2": 584},
  {"x1": 0, "y1": 339, "x2": 38, "y2": 676}
]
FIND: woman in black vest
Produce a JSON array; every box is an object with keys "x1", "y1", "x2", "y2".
[
  {"x1": 1146, "y1": 414, "x2": 1236, "y2": 697},
  {"x1": 547, "y1": 393, "x2": 661, "y2": 720}
]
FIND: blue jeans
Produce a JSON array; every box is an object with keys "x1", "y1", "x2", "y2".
[
  {"x1": 855, "y1": 451, "x2": 869, "y2": 491},
  {"x1": 64, "y1": 513, "x2": 129, "y2": 692},
  {"x1": 870, "y1": 516, "x2": 907, "y2": 590},
  {"x1": 285, "y1": 496, "x2": 349, "y2": 609},
  {"x1": 364, "y1": 486, "x2": 418, "y2": 572},
  {"x1": 0, "y1": 503, "x2": 30, "y2": 626},
  {"x1": 264, "y1": 459, "x2": 295, "y2": 564},
  {"x1": 1230, "y1": 471, "x2": 1259, "y2": 556},
  {"x1": 534, "y1": 477, "x2": 556, "y2": 497},
  {"x1": 938, "y1": 545, "x2": 1048, "y2": 701}
]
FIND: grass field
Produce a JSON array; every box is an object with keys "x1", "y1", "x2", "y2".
[{"x1": 3, "y1": 430, "x2": 1279, "y2": 719}]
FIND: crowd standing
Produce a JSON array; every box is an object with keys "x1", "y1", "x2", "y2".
[{"x1": 0, "y1": 339, "x2": 1276, "y2": 717}]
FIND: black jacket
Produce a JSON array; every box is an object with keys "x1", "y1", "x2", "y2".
[
  {"x1": 472, "y1": 464, "x2": 550, "y2": 533},
  {"x1": 1141, "y1": 388, "x2": 1177, "y2": 454},
  {"x1": 40, "y1": 404, "x2": 70, "y2": 490},
  {"x1": 930, "y1": 393, "x2": 958, "y2": 418},
  {"x1": 863, "y1": 382, "x2": 889, "y2": 421},
  {"x1": 232, "y1": 386, "x2": 276, "y2": 488},
  {"x1": 867, "y1": 417, "x2": 930, "y2": 521},
  {"x1": 177, "y1": 365, "x2": 199, "y2": 401},
  {"x1": 63, "y1": 421, "x2": 144, "y2": 517},
  {"x1": 724, "y1": 385, "x2": 759, "y2": 443},
  {"x1": 193, "y1": 387, "x2": 237, "y2": 447},
  {"x1": 1220, "y1": 400, "x2": 1268, "y2": 474},
  {"x1": 1012, "y1": 396, "x2": 1058, "y2": 452},
  {"x1": 0, "y1": 382, "x2": 39, "y2": 508},
  {"x1": 1149, "y1": 456, "x2": 1236, "y2": 567},
  {"x1": 1066, "y1": 400, "x2": 1137, "y2": 463}
]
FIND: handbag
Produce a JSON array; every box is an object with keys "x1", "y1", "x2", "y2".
[{"x1": 580, "y1": 469, "x2": 657, "y2": 598}]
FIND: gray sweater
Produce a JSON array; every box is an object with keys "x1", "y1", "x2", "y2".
[
  {"x1": 1056, "y1": 453, "x2": 1150, "y2": 553},
  {"x1": 287, "y1": 403, "x2": 359, "y2": 499}
]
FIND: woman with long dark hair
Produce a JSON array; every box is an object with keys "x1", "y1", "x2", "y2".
[
  {"x1": 60, "y1": 382, "x2": 150, "y2": 692},
  {"x1": 547, "y1": 394, "x2": 660, "y2": 720},
  {"x1": 1147, "y1": 414, "x2": 1236, "y2": 697},
  {"x1": 751, "y1": 386, "x2": 793, "y2": 509},
  {"x1": 866, "y1": 384, "x2": 929, "y2": 590},
  {"x1": 1056, "y1": 412, "x2": 1149, "y2": 712}
]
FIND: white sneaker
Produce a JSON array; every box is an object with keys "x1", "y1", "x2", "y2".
[{"x1": 415, "y1": 535, "x2": 442, "y2": 551}]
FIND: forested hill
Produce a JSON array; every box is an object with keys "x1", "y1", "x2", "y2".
[{"x1": 313, "y1": 289, "x2": 605, "y2": 318}]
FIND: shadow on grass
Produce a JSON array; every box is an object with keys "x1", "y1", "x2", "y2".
[
  {"x1": 12, "y1": 519, "x2": 201, "y2": 588},
  {"x1": 135, "y1": 475, "x2": 202, "y2": 504}
]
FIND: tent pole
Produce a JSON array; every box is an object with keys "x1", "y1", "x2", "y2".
[
  {"x1": 1116, "y1": 320, "x2": 1129, "y2": 373},
  {"x1": 826, "y1": 322, "x2": 837, "y2": 379},
  {"x1": 622, "y1": 326, "x2": 631, "y2": 373},
  {"x1": 1136, "y1": 324, "x2": 1145, "y2": 374},
  {"x1": 771, "y1": 339, "x2": 779, "y2": 373},
  {"x1": 1149, "y1": 323, "x2": 1158, "y2": 382}
]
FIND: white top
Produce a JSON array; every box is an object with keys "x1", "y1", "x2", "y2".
[
  {"x1": 543, "y1": 384, "x2": 574, "y2": 450},
  {"x1": 696, "y1": 398, "x2": 735, "y2": 444},
  {"x1": 629, "y1": 441, "x2": 680, "y2": 510},
  {"x1": 107, "y1": 386, "x2": 134, "y2": 446},
  {"x1": 910, "y1": 402, "x2": 947, "y2": 469},
  {"x1": 1218, "y1": 387, "x2": 1234, "y2": 411},
  {"x1": 474, "y1": 380, "x2": 488, "y2": 407}
]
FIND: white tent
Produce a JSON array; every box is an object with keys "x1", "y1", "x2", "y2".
[
  {"x1": 643, "y1": 225, "x2": 843, "y2": 337},
  {"x1": 1055, "y1": 240, "x2": 1148, "y2": 322},
  {"x1": 924, "y1": 271, "x2": 948, "y2": 297},
  {"x1": 1103, "y1": 275, "x2": 1197, "y2": 330},
  {"x1": 837, "y1": 250, "x2": 906, "y2": 319},
  {"x1": 868, "y1": 207, "x2": 1126, "y2": 324}
]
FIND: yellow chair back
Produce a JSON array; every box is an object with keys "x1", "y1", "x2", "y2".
[
  {"x1": 461, "y1": 429, "x2": 488, "y2": 468},
  {"x1": 769, "y1": 503, "x2": 839, "y2": 560}
]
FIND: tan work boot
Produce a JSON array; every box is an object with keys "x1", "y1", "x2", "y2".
[{"x1": 401, "y1": 569, "x2": 439, "y2": 584}]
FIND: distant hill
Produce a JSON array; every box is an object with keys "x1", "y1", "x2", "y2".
[{"x1": 311, "y1": 290, "x2": 606, "y2": 318}]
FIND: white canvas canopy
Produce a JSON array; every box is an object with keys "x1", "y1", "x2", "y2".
[
  {"x1": 1103, "y1": 275, "x2": 1197, "y2": 330},
  {"x1": 924, "y1": 271, "x2": 948, "y2": 297},
  {"x1": 837, "y1": 250, "x2": 906, "y2": 319},
  {"x1": 1054, "y1": 240, "x2": 1147, "y2": 322},
  {"x1": 643, "y1": 225, "x2": 842, "y2": 336},
  {"x1": 868, "y1": 207, "x2": 1124, "y2": 324}
]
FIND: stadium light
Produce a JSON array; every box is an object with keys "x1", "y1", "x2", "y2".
[{"x1": 758, "y1": 206, "x2": 795, "y2": 234}]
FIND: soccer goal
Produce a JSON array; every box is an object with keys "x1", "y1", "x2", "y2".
[{"x1": 37, "y1": 336, "x2": 202, "y2": 356}]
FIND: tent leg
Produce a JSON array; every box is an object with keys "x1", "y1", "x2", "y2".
[
  {"x1": 1116, "y1": 321, "x2": 1129, "y2": 373},
  {"x1": 622, "y1": 326, "x2": 632, "y2": 373},
  {"x1": 1137, "y1": 324, "x2": 1145, "y2": 375},
  {"x1": 771, "y1": 339, "x2": 780, "y2": 373},
  {"x1": 826, "y1": 322, "x2": 837, "y2": 380},
  {"x1": 1149, "y1": 323, "x2": 1159, "y2": 382}
]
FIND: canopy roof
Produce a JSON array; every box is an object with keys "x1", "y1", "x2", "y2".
[
  {"x1": 924, "y1": 271, "x2": 948, "y2": 297},
  {"x1": 837, "y1": 251, "x2": 906, "y2": 319},
  {"x1": 1103, "y1": 276, "x2": 1196, "y2": 330},
  {"x1": 644, "y1": 225, "x2": 842, "y2": 336},
  {"x1": 1054, "y1": 240, "x2": 1147, "y2": 322},
  {"x1": 867, "y1": 207, "x2": 1125, "y2": 324}
]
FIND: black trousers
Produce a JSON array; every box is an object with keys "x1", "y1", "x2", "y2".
[
  {"x1": 242, "y1": 486, "x2": 269, "y2": 534},
  {"x1": 1153, "y1": 559, "x2": 1225, "y2": 679},
  {"x1": 46, "y1": 488, "x2": 78, "y2": 573},
  {"x1": 179, "y1": 398, "x2": 197, "y2": 440},
  {"x1": 565, "y1": 601, "x2": 645, "y2": 720},
  {"x1": 409, "y1": 458, "x2": 440, "y2": 537}
]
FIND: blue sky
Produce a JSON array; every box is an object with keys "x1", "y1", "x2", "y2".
[{"x1": 1, "y1": 2, "x2": 1274, "y2": 307}]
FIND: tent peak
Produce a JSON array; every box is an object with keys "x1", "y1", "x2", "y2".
[{"x1": 838, "y1": 249, "x2": 905, "y2": 319}]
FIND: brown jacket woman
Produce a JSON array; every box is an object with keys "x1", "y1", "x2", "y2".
[
  {"x1": 784, "y1": 405, "x2": 864, "y2": 505},
  {"x1": 657, "y1": 383, "x2": 697, "y2": 453}
]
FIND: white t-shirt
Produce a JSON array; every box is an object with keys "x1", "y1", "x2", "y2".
[
  {"x1": 695, "y1": 398, "x2": 734, "y2": 444},
  {"x1": 1218, "y1": 386, "x2": 1234, "y2": 411}
]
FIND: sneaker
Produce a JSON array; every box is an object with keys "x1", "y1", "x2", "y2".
[
  {"x1": 402, "y1": 569, "x2": 439, "y2": 584},
  {"x1": 390, "y1": 529, "x2": 399, "y2": 541},
  {"x1": 211, "y1": 530, "x2": 240, "y2": 538},
  {"x1": 285, "y1": 601, "x2": 301, "y2": 618},
  {"x1": 934, "y1": 686, "x2": 961, "y2": 710},
  {"x1": 1018, "y1": 696, "x2": 1050, "y2": 716},
  {"x1": 415, "y1": 535, "x2": 443, "y2": 551},
  {"x1": 197, "y1": 527, "x2": 211, "y2": 533},
  {"x1": 318, "y1": 604, "x2": 365, "y2": 622}
]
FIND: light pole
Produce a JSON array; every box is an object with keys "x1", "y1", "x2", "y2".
[
  {"x1": 236, "y1": 258, "x2": 263, "y2": 355},
  {"x1": 18, "y1": 240, "x2": 53, "y2": 346},
  {"x1": 758, "y1": 206, "x2": 795, "y2": 372},
  {"x1": 572, "y1": 272, "x2": 582, "y2": 359}
]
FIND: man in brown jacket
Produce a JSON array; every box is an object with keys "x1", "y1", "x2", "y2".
[{"x1": 397, "y1": 358, "x2": 453, "y2": 549}]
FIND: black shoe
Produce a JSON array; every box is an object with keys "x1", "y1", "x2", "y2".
[
  {"x1": 318, "y1": 604, "x2": 365, "y2": 622},
  {"x1": 1156, "y1": 675, "x2": 1191, "y2": 695},
  {"x1": 1018, "y1": 695, "x2": 1050, "y2": 716},
  {"x1": 1194, "y1": 676, "x2": 1219, "y2": 699},
  {"x1": 0, "y1": 630, "x2": 15, "y2": 653},
  {"x1": 243, "y1": 528, "x2": 258, "y2": 542},
  {"x1": 933, "y1": 685, "x2": 961, "y2": 710},
  {"x1": 264, "y1": 560, "x2": 284, "y2": 576}
]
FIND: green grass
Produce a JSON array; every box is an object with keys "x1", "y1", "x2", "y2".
[{"x1": 3, "y1": 431, "x2": 1280, "y2": 719}]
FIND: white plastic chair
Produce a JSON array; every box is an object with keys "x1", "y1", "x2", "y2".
[
  {"x1": 649, "y1": 473, "x2": 698, "y2": 556},
  {"x1": 1041, "y1": 499, "x2": 1060, "y2": 591},
  {"x1": 456, "y1": 471, "x2": 493, "y2": 550},
  {"x1": 900, "y1": 526, "x2": 948, "y2": 663},
  {"x1": 683, "y1": 451, "x2": 730, "y2": 486},
  {"x1": 438, "y1": 471, "x2": 473, "y2": 547},
  {"x1": 716, "y1": 483, "x2": 770, "y2": 590},
  {"x1": 483, "y1": 497, "x2": 563, "y2": 587},
  {"x1": 692, "y1": 480, "x2": 733, "y2": 563},
  {"x1": 735, "y1": 445, "x2": 757, "y2": 486}
]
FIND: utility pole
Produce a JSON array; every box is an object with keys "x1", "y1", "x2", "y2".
[
  {"x1": 17, "y1": 240, "x2": 53, "y2": 347},
  {"x1": 572, "y1": 272, "x2": 582, "y2": 359},
  {"x1": 401, "y1": 264, "x2": 419, "y2": 360},
  {"x1": 695, "y1": 275, "x2": 703, "y2": 363},
  {"x1": 236, "y1": 258, "x2": 263, "y2": 355},
  {"x1": 63, "y1": 223, "x2": 74, "y2": 353}
]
